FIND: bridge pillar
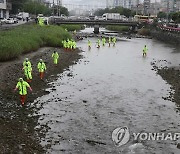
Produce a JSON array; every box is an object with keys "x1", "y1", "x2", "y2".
[{"x1": 94, "y1": 25, "x2": 99, "y2": 34}]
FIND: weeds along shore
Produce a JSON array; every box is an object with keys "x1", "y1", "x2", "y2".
[{"x1": 0, "y1": 24, "x2": 83, "y2": 61}]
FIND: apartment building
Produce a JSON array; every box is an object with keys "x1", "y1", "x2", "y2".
[{"x1": 0, "y1": 0, "x2": 11, "y2": 18}]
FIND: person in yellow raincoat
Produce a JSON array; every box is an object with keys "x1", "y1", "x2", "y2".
[
  {"x1": 102, "y1": 38, "x2": 106, "y2": 46},
  {"x1": 112, "y1": 37, "x2": 116, "y2": 46},
  {"x1": 143, "y1": 45, "x2": 148, "y2": 57},
  {"x1": 14, "y1": 78, "x2": 32, "y2": 106},
  {"x1": 88, "y1": 40, "x2": 91, "y2": 50},
  {"x1": 37, "y1": 59, "x2": 46, "y2": 79},
  {"x1": 97, "y1": 39, "x2": 100, "y2": 48},
  {"x1": 52, "y1": 51, "x2": 59, "y2": 65},
  {"x1": 23, "y1": 64, "x2": 32, "y2": 83}
]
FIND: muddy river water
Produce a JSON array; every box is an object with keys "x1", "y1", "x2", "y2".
[{"x1": 32, "y1": 28, "x2": 180, "y2": 154}]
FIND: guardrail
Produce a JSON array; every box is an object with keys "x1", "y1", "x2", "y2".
[
  {"x1": 158, "y1": 25, "x2": 180, "y2": 33},
  {"x1": 53, "y1": 19, "x2": 138, "y2": 26}
]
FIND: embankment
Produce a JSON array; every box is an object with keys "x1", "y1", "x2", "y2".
[
  {"x1": 0, "y1": 25, "x2": 71, "y2": 61},
  {"x1": 150, "y1": 29, "x2": 180, "y2": 46}
]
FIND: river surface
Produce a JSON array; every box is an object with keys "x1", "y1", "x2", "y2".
[{"x1": 33, "y1": 28, "x2": 180, "y2": 154}]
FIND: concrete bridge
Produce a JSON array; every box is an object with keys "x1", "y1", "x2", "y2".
[{"x1": 53, "y1": 19, "x2": 139, "y2": 34}]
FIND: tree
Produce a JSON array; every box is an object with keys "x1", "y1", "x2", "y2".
[
  {"x1": 23, "y1": 1, "x2": 51, "y2": 16},
  {"x1": 51, "y1": 5, "x2": 69, "y2": 16},
  {"x1": 171, "y1": 12, "x2": 180, "y2": 23},
  {"x1": 157, "y1": 11, "x2": 167, "y2": 19},
  {"x1": 11, "y1": 0, "x2": 29, "y2": 14},
  {"x1": 94, "y1": 7, "x2": 135, "y2": 17}
]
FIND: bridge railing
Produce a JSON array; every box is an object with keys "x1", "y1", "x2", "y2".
[{"x1": 157, "y1": 25, "x2": 180, "y2": 33}]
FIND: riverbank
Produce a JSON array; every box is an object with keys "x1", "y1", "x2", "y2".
[
  {"x1": 151, "y1": 60, "x2": 180, "y2": 106},
  {"x1": 150, "y1": 29, "x2": 180, "y2": 46},
  {"x1": 0, "y1": 25, "x2": 72, "y2": 61},
  {"x1": 0, "y1": 47, "x2": 81, "y2": 153}
]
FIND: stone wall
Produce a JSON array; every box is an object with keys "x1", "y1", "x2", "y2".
[{"x1": 150, "y1": 30, "x2": 180, "y2": 46}]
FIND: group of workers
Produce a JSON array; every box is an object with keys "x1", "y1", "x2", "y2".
[
  {"x1": 13, "y1": 35, "x2": 148, "y2": 106},
  {"x1": 14, "y1": 51, "x2": 60, "y2": 106},
  {"x1": 62, "y1": 39, "x2": 77, "y2": 50},
  {"x1": 88, "y1": 37, "x2": 148, "y2": 57},
  {"x1": 88, "y1": 37, "x2": 117, "y2": 49}
]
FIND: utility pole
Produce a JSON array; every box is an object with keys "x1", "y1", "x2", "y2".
[
  {"x1": 59, "y1": 0, "x2": 61, "y2": 16},
  {"x1": 173, "y1": 0, "x2": 176, "y2": 12},
  {"x1": 166, "y1": 0, "x2": 169, "y2": 24},
  {"x1": 53, "y1": 0, "x2": 55, "y2": 17},
  {"x1": 129, "y1": 0, "x2": 132, "y2": 9}
]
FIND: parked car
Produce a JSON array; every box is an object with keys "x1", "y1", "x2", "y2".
[
  {"x1": 0, "y1": 18, "x2": 6, "y2": 24},
  {"x1": 5, "y1": 18, "x2": 15, "y2": 24},
  {"x1": 13, "y1": 18, "x2": 18, "y2": 23}
]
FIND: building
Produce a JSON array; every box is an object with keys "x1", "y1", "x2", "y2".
[
  {"x1": 0, "y1": 0, "x2": 11, "y2": 18},
  {"x1": 144, "y1": 0, "x2": 150, "y2": 15},
  {"x1": 106, "y1": 0, "x2": 141, "y2": 9},
  {"x1": 160, "y1": 0, "x2": 175, "y2": 12}
]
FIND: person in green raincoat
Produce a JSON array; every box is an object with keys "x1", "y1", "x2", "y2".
[
  {"x1": 52, "y1": 51, "x2": 59, "y2": 65},
  {"x1": 14, "y1": 78, "x2": 32, "y2": 106},
  {"x1": 37, "y1": 59, "x2": 46, "y2": 79},
  {"x1": 97, "y1": 39, "x2": 100, "y2": 48},
  {"x1": 112, "y1": 37, "x2": 116, "y2": 46},
  {"x1": 108, "y1": 37, "x2": 111, "y2": 47},
  {"x1": 23, "y1": 64, "x2": 32, "y2": 83},
  {"x1": 38, "y1": 17, "x2": 44, "y2": 26},
  {"x1": 102, "y1": 38, "x2": 106, "y2": 46},
  {"x1": 143, "y1": 45, "x2": 148, "y2": 57},
  {"x1": 23, "y1": 58, "x2": 32, "y2": 69},
  {"x1": 88, "y1": 40, "x2": 91, "y2": 49},
  {"x1": 72, "y1": 41, "x2": 76, "y2": 50}
]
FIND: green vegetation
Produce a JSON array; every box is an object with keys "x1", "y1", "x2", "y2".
[
  {"x1": 60, "y1": 24, "x2": 85, "y2": 31},
  {"x1": 0, "y1": 25, "x2": 71, "y2": 61},
  {"x1": 170, "y1": 12, "x2": 180, "y2": 23},
  {"x1": 11, "y1": 0, "x2": 69, "y2": 16},
  {"x1": 157, "y1": 11, "x2": 180, "y2": 23},
  {"x1": 94, "y1": 7, "x2": 136, "y2": 18},
  {"x1": 157, "y1": 12, "x2": 167, "y2": 19},
  {"x1": 106, "y1": 25, "x2": 129, "y2": 32},
  {"x1": 138, "y1": 28, "x2": 150, "y2": 36}
]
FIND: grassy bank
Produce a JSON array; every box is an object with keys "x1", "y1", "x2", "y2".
[
  {"x1": 106, "y1": 25, "x2": 129, "y2": 32},
  {"x1": 138, "y1": 28, "x2": 150, "y2": 36},
  {"x1": 60, "y1": 24, "x2": 85, "y2": 31},
  {"x1": 0, "y1": 25, "x2": 71, "y2": 61}
]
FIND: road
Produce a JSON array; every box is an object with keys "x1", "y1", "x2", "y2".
[
  {"x1": 0, "y1": 20, "x2": 30, "y2": 30},
  {"x1": 32, "y1": 28, "x2": 180, "y2": 154}
]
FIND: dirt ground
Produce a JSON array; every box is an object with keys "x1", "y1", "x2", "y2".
[
  {"x1": 151, "y1": 60, "x2": 180, "y2": 106},
  {"x1": 0, "y1": 47, "x2": 81, "y2": 153}
]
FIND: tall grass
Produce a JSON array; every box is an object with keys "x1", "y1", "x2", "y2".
[
  {"x1": 106, "y1": 25, "x2": 129, "y2": 32},
  {"x1": 138, "y1": 28, "x2": 150, "y2": 36},
  {"x1": 60, "y1": 24, "x2": 85, "y2": 31},
  {"x1": 0, "y1": 25, "x2": 71, "y2": 61}
]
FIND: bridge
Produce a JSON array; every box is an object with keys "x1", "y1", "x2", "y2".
[{"x1": 52, "y1": 19, "x2": 139, "y2": 34}]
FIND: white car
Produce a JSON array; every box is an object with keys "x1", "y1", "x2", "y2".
[
  {"x1": 5, "y1": 18, "x2": 15, "y2": 24},
  {"x1": 0, "y1": 18, "x2": 6, "y2": 24}
]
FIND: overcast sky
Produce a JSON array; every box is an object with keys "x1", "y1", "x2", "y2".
[{"x1": 49, "y1": 0, "x2": 161, "y2": 5}]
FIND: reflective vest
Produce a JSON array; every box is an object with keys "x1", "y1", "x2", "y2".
[
  {"x1": 143, "y1": 46, "x2": 148, "y2": 53},
  {"x1": 23, "y1": 61, "x2": 32, "y2": 68},
  {"x1": 37, "y1": 62, "x2": 46, "y2": 72},
  {"x1": 72, "y1": 41, "x2": 76, "y2": 49},
  {"x1": 112, "y1": 37, "x2": 116, "y2": 43},
  {"x1": 52, "y1": 52, "x2": 59, "y2": 64},
  {"x1": 88, "y1": 41, "x2": 91, "y2": 47},
  {"x1": 24, "y1": 65, "x2": 32, "y2": 80},
  {"x1": 52, "y1": 52, "x2": 59, "y2": 60},
  {"x1": 16, "y1": 81, "x2": 30, "y2": 95},
  {"x1": 97, "y1": 39, "x2": 100, "y2": 45}
]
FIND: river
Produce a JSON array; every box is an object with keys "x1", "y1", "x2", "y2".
[{"x1": 32, "y1": 28, "x2": 180, "y2": 154}]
